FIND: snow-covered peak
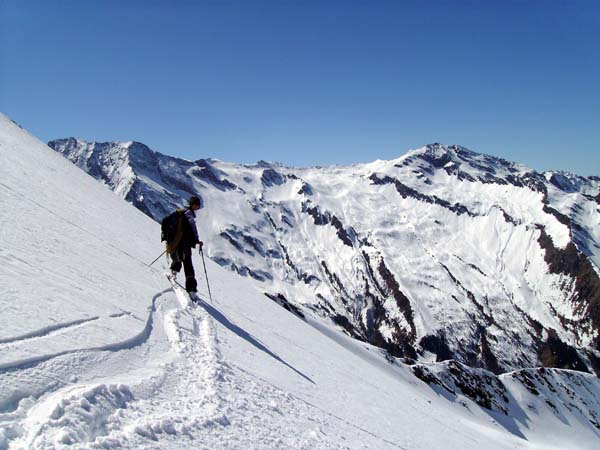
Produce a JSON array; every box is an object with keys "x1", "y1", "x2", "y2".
[
  {"x1": 398, "y1": 143, "x2": 535, "y2": 182},
  {"x1": 545, "y1": 170, "x2": 599, "y2": 194}
]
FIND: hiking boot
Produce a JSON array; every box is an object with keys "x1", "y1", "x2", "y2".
[{"x1": 185, "y1": 277, "x2": 198, "y2": 293}]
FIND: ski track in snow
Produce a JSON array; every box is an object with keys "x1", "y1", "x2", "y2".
[
  {"x1": 0, "y1": 288, "x2": 169, "y2": 375},
  {"x1": 0, "y1": 290, "x2": 168, "y2": 438},
  {"x1": 0, "y1": 318, "x2": 101, "y2": 346},
  {"x1": 1, "y1": 283, "x2": 405, "y2": 450},
  {"x1": 1, "y1": 286, "x2": 182, "y2": 449}
]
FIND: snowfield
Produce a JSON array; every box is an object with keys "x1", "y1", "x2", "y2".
[{"x1": 2, "y1": 114, "x2": 600, "y2": 449}]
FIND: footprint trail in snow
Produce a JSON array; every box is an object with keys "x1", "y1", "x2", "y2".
[{"x1": 2, "y1": 286, "x2": 395, "y2": 450}]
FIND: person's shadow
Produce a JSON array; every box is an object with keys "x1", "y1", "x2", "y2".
[{"x1": 196, "y1": 298, "x2": 315, "y2": 385}]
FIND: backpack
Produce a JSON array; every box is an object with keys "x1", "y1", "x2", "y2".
[{"x1": 161, "y1": 209, "x2": 183, "y2": 243}]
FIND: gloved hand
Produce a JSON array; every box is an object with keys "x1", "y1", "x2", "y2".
[{"x1": 198, "y1": 241, "x2": 204, "y2": 253}]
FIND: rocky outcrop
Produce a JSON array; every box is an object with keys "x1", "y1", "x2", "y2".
[
  {"x1": 538, "y1": 227, "x2": 600, "y2": 339},
  {"x1": 369, "y1": 174, "x2": 473, "y2": 216}
]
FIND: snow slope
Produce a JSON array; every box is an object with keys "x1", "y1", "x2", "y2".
[
  {"x1": 48, "y1": 138, "x2": 600, "y2": 376},
  {"x1": 1, "y1": 115, "x2": 600, "y2": 449}
]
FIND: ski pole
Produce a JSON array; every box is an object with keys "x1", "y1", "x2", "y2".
[
  {"x1": 200, "y1": 249, "x2": 213, "y2": 303},
  {"x1": 149, "y1": 249, "x2": 166, "y2": 267}
]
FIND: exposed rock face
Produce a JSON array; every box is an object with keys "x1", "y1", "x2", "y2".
[
  {"x1": 49, "y1": 139, "x2": 600, "y2": 376},
  {"x1": 411, "y1": 361, "x2": 600, "y2": 432}
]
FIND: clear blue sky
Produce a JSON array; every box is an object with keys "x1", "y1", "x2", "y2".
[{"x1": 1, "y1": 0, "x2": 599, "y2": 175}]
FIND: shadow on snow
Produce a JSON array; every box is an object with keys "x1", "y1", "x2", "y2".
[{"x1": 196, "y1": 298, "x2": 316, "y2": 385}]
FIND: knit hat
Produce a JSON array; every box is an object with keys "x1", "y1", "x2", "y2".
[{"x1": 189, "y1": 196, "x2": 202, "y2": 208}]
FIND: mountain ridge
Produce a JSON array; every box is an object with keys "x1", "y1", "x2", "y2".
[{"x1": 49, "y1": 137, "x2": 600, "y2": 377}]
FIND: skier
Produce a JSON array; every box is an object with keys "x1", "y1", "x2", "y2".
[{"x1": 163, "y1": 196, "x2": 204, "y2": 293}]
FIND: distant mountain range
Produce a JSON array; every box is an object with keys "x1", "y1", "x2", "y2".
[{"x1": 49, "y1": 137, "x2": 600, "y2": 376}]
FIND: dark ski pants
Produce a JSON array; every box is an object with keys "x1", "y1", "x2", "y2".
[{"x1": 170, "y1": 246, "x2": 198, "y2": 292}]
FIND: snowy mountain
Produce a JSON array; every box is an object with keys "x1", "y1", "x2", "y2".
[
  {"x1": 48, "y1": 137, "x2": 600, "y2": 379},
  {"x1": 1, "y1": 114, "x2": 600, "y2": 448}
]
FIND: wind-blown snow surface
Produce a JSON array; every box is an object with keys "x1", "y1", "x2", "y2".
[
  {"x1": 0, "y1": 117, "x2": 598, "y2": 449},
  {"x1": 49, "y1": 137, "x2": 600, "y2": 377}
]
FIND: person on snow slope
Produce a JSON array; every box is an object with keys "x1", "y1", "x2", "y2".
[{"x1": 165, "y1": 196, "x2": 204, "y2": 293}]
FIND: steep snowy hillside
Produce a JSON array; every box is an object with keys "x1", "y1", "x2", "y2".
[
  {"x1": 49, "y1": 138, "x2": 600, "y2": 377},
  {"x1": 2, "y1": 115, "x2": 600, "y2": 449}
]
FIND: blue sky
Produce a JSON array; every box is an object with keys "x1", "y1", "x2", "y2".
[{"x1": 1, "y1": 0, "x2": 599, "y2": 174}]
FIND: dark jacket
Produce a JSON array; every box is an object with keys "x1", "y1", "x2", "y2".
[{"x1": 182, "y1": 208, "x2": 200, "y2": 247}]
